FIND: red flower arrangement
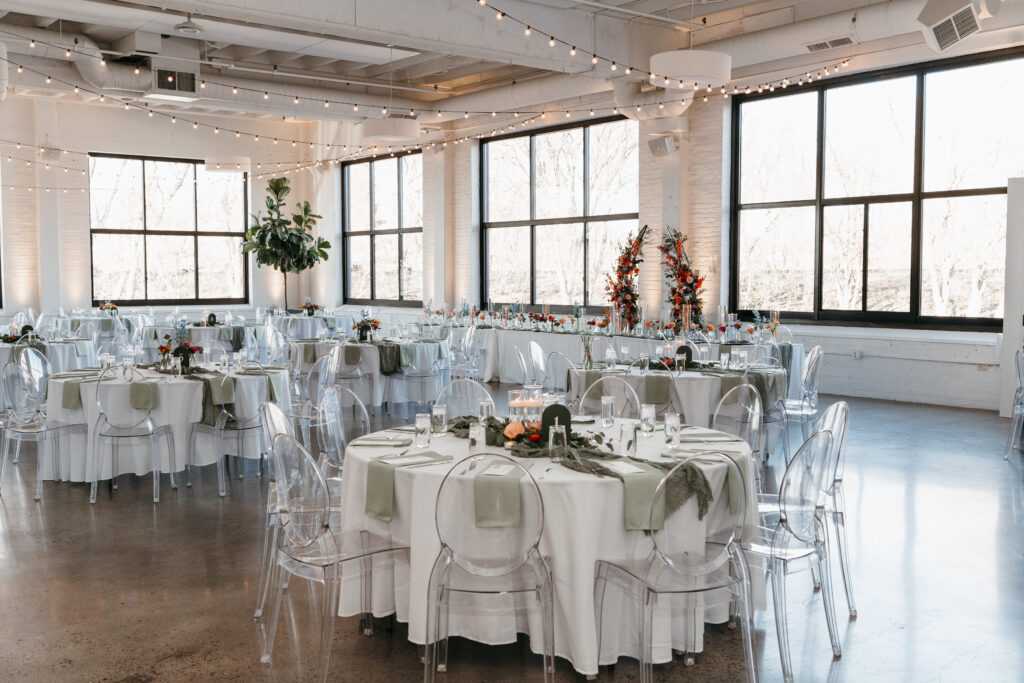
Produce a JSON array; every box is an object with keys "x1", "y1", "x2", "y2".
[
  {"x1": 604, "y1": 224, "x2": 649, "y2": 332},
  {"x1": 657, "y1": 226, "x2": 704, "y2": 330}
]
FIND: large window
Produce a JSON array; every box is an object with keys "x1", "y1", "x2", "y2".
[
  {"x1": 89, "y1": 154, "x2": 248, "y2": 305},
  {"x1": 482, "y1": 117, "x2": 639, "y2": 307},
  {"x1": 732, "y1": 51, "x2": 1024, "y2": 327},
  {"x1": 342, "y1": 152, "x2": 423, "y2": 304}
]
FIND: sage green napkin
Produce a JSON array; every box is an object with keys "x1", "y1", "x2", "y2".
[
  {"x1": 70, "y1": 319, "x2": 81, "y2": 332},
  {"x1": 302, "y1": 342, "x2": 317, "y2": 364},
  {"x1": 474, "y1": 461, "x2": 533, "y2": 528},
  {"x1": 129, "y1": 381, "x2": 158, "y2": 411},
  {"x1": 325, "y1": 317, "x2": 336, "y2": 330},
  {"x1": 601, "y1": 458, "x2": 667, "y2": 531},
  {"x1": 191, "y1": 371, "x2": 236, "y2": 426},
  {"x1": 666, "y1": 448, "x2": 746, "y2": 516},
  {"x1": 146, "y1": 327, "x2": 158, "y2": 341},
  {"x1": 59, "y1": 375, "x2": 105, "y2": 410},
  {"x1": 675, "y1": 432, "x2": 745, "y2": 443},
  {"x1": 344, "y1": 345, "x2": 361, "y2": 365},
  {"x1": 777, "y1": 342, "x2": 793, "y2": 378},
  {"x1": 398, "y1": 343, "x2": 415, "y2": 368},
  {"x1": 436, "y1": 341, "x2": 449, "y2": 359},
  {"x1": 100, "y1": 319, "x2": 113, "y2": 332},
  {"x1": 353, "y1": 437, "x2": 413, "y2": 447},
  {"x1": 365, "y1": 451, "x2": 453, "y2": 521},
  {"x1": 73, "y1": 340, "x2": 91, "y2": 357},
  {"x1": 237, "y1": 369, "x2": 284, "y2": 403},
  {"x1": 644, "y1": 375, "x2": 671, "y2": 404}
]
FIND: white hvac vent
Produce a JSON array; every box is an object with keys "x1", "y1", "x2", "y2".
[
  {"x1": 146, "y1": 69, "x2": 199, "y2": 102},
  {"x1": 805, "y1": 35, "x2": 856, "y2": 53},
  {"x1": 918, "y1": 0, "x2": 981, "y2": 52}
]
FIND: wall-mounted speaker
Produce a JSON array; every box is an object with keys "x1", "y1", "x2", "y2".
[{"x1": 647, "y1": 136, "x2": 679, "y2": 158}]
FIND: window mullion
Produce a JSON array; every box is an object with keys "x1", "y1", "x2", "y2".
[
  {"x1": 910, "y1": 73, "x2": 925, "y2": 323},
  {"x1": 813, "y1": 88, "x2": 826, "y2": 320}
]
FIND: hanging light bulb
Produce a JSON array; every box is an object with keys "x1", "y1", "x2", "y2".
[
  {"x1": 496, "y1": 11, "x2": 503, "y2": 20},
  {"x1": 548, "y1": 36, "x2": 555, "y2": 47},
  {"x1": 570, "y1": 46, "x2": 576, "y2": 56},
  {"x1": 524, "y1": 26, "x2": 531, "y2": 36}
]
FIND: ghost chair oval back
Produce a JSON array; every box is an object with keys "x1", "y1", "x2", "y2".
[
  {"x1": 784, "y1": 345, "x2": 824, "y2": 442},
  {"x1": 712, "y1": 383, "x2": 765, "y2": 492},
  {"x1": 592, "y1": 336, "x2": 618, "y2": 367},
  {"x1": 317, "y1": 384, "x2": 372, "y2": 480},
  {"x1": 242, "y1": 326, "x2": 260, "y2": 362},
  {"x1": 287, "y1": 353, "x2": 337, "y2": 451},
  {"x1": 593, "y1": 451, "x2": 756, "y2": 682},
  {"x1": 425, "y1": 454, "x2": 553, "y2": 681},
  {"x1": 0, "y1": 363, "x2": 85, "y2": 501},
  {"x1": 434, "y1": 378, "x2": 494, "y2": 419},
  {"x1": 511, "y1": 345, "x2": 532, "y2": 388},
  {"x1": 253, "y1": 401, "x2": 295, "y2": 621},
  {"x1": 187, "y1": 360, "x2": 274, "y2": 495},
  {"x1": 774, "y1": 325, "x2": 794, "y2": 343},
  {"x1": 543, "y1": 351, "x2": 577, "y2": 398},
  {"x1": 743, "y1": 429, "x2": 841, "y2": 683},
  {"x1": 528, "y1": 341, "x2": 547, "y2": 384},
  {"x1": 17, "y1": 345, "x2": 53, "y2": 403},
  {"x1": 263, "y1": 325, "x2": 290, "y2": 365},
  {"x1": 95, "y1": 341, "x2": 136, "y2": 364},
  {"x1": 89, "y1": 366, "x2": 175, "y2": 504},
  {"x1": 331, "y1": 342, "x2": 372, "y2": 416},
  {"x1": 449, "y1": 326, "x2": 476, "y2": 380},
  {"x1": 574, "y1": 375, "x2": 641, "y2": 419},
  {"x1": 259, "y1": 435, "x2": 409, "y2": 682}
]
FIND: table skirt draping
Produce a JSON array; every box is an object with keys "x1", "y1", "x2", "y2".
[
  {"x1": 0, "y1": 340, "x2": 97, "y2": 373},
  {"x1": 41, "y1": 368, "x2": 290, "y2": 481},
  {"x1": 337, "y1": 421, "x2": 761, "y2": 676}
]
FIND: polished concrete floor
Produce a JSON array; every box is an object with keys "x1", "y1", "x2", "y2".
[{"x1": 0, "y1": 393, "x2": 1020, "y2": 682}]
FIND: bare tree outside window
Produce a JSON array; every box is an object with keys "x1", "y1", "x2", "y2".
[
  {"x1": 88, "y1": 155, "x2": 247, "y2": 304},
  {"x1": 483, "y1": 117, "x2": 639, "y2": 307}
]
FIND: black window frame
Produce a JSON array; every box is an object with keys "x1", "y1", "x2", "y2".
[
  {"x1": 88, "y1": 152, "x2": 249, "y2": 307},
  {"x1": 341, "y1": 149, "x2": 424, "y2": 308},
  {"x1": 480, "y1": 115, "x2": 640, "y2": 312},
  {"x1": 729, "y1": 47, "x2": 1024, "y2": 331}
]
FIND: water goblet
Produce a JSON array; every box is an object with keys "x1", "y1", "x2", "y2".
[
  {"x1": 414, "y1": 413, "x2": 432, "y2": 448},
  {"x1": 431, "y1": 404, "x2": 448, "y2": 436},
  {"x1": 664, "y1": 412, "x2": 681, "y2": 447},
  {"x1": 548, "y1": 424, "x2": 567, "y2": 464},
  {"x1": 478, "y1": 399, "x2": 494, "y2": 421},
  {"x1": 468, "y1": 423, "x2": 487, "y2": 456},
  {"x1": 601, "y1": 395, "x2": 615, "y2": 428},
  {"x1": 640, "y1": 403, "x2": 656, "y2": 436}
]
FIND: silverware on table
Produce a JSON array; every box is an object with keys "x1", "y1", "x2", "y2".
[{"x1": 537, "y1": 466, "x2": 553, "y2": 480}]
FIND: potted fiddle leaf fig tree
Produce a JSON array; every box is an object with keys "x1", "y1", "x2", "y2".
[{"x1": 242, "y1": 177, "x2": 330, "y2": 309}]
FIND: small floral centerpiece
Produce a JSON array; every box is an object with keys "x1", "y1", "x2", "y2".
[
  {"x1": 157, "y1": 342, "x2": 173, "y2": 370},
  {"x1": 100, "y1": 300, "x2": 118, "y2": 316},
  {"x1": 605, "y1": 224, "x2": 649, "y2": 334},
  {"x1": 300, "y1": 297, "x2": 321, "y2": 317},
  {"x1": 353, "y1": 317, "x2": 380, "y2": 343},
  {"x1": 165, "y1": 329, "x2": 202, "y2": 371}
]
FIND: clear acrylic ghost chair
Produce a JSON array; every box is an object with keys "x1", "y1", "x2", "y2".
[
  {"x1": 95, "y1": 341, "x2": 136, "y2": 364},
  {"x1": 402, "y1": 351, "x2": 442, "y2": 406},
  {"x1": 17, "y1": 346, "x2": 53, "y2": 401},
  {"x1": 434, "y1": 378, "x2": 494, "y2": 418},
  {"x1": 242, "y1": 326, "x2": 260, "y2": 362},
  {"x1": 784, "y1": 345, "x2": 824, "y2": 442},
  {"x1": 287, "y1": 353, "x2": 337, "y2": 450},
  {"x1": 424, "y1": 454, "x2": 554, "y2": 681},
  {"x1": 574, "y1": 375, "x2": 641, "y2": 419},
  {"x1": 253, "y1": 401, "x2": 295, "y2": 621},
  {"x1": 262, "y1": 325, "x2": 289, "y2": 365},
  {"x1": 713, "y1": 384, "x2": 765, "y2": 492},
  {"x1": 199, "y1": 338, "x2": 231, "y2": 365},
  {"x1": 449, "y1": 326, "x2": 476, "y2": 380},
  {"x1": 513, "y1": 346, "x2": 532, "y2": 387},
  {"x1": 683, "y1": 339, "x2": 706, "y2": 365},
  {"x1": 0, "y1": 364, "x2": 85, "y2": 501},
  {"x1": 317, "y1": 384, "x2": 371, "y2": 481},
  {"x1": 774, "y1": 325, "x2": 794, "y2": 343},
  {"x1": 593, "y1": 453, "x2": 756, "y2": 683},
  {"x1": 466, "y1": 328, "x2": 491, "y2": 381},
  {"x1": 543, "y1": 351, "x2": 577, "y2": 397},
  {"x1": 1004, "y1": 347, "x2": 1024, "y2": 461},
  {"x1": 186, "y1": 360, "x2": 271, "y2": 495},
  {"x1": 332, "y1": 343, "x2": 372, "y2": 408},
  {"x1": 592, "y1": 336, "x2": 618, "y2": 367},
  {"x1": 89, "y1": 367, "x2": 176, "y2": 504},
  {"x1": 743, "y1": 430, "x2": 842, "y2": 683},
  {"x1": 10, "y1": 311, "x2": 27, "y2": 329},
  {"x1": 758, "y1": 402, "x2": 856, "y2": 617},
  {"x1": 260, "y1": 436, "x2": 409, "y2": 682},
  {"x1": 529, "y1": 341, "x2": 547, "y2": 384}
]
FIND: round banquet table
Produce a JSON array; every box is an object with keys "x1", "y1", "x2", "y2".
[
  {"x1": 0, "y1": 339, "x2": 97, "y2": 373},
  {"x1": 140, "y1": 325, "x2": 250, "y2": 361},
  {"x1": 42, "y1": 365, "x2": 290, "y2": 482},
  {"x1": 270, "y1": 315, "x2": 353, "y2": 340},
  {"x1": 565, "y1": 365, "x2": 789, "y2": 428},
  {"x1": 337, "y1": 419, "x2": 760, "y2": 676}
]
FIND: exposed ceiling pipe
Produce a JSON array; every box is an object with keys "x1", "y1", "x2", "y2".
[
  {"x1": 0, "y1": 23, "x2": 150, "y2": 93},
  {"x1": 0, "y1": 43, "x2": 7, "y2": 102},
  {"x1": 700, "y1": 0, "x2": 928, "y2": 68}
]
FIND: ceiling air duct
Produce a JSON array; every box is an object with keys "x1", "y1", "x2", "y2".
[
  {"x1": 360, "y1": 114, "x2": 420, "y2": 144},
  {"x1": 918, "y1": 0, "x2": 982, "y2": 51}
]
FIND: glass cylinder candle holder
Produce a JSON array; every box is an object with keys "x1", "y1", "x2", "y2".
[
  {"x1": 640, "y1": 403, "x2": 656, "y2": 435},
  {"x1": 524, "y1": 385, "x2": 543, "y2": 424},
  {"x1": 468, "y1": 423, "x2": 487, "y2": 456},
  {"x1": 507, "y1": 389, "x2": 526, "y2": 421},
  {"x1": 601, "y1": 395, "x2": 615, "y2": 428},
  {"x1": 664, "y1": 412, "x2": 681, "y2": 446},
  {"x1": 414, "y1": 413, "x2": 432, "y2": 448},
  {"x1": 431, "y1": 403, "x2": 448, "y2": 436}
]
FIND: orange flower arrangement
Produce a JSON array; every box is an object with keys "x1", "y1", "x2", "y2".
[
  {"x1": 657, "y1": 226, "x2": 704, "y2": 329},
  {"x1": 604, "y1": 224, "x2": 649, "y2": 332}
]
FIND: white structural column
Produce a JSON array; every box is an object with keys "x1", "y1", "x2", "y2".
[
  {"x1": 451, "y1": 140, "x2": 479, "y2": 306},
  {"x1": 34, "y1": 101, "x2": 59, "y2": 313},
  {"x1": 422, "y1": 146, "x2": 446, "y2": 307},
  {"x1": 1001, "y1": 177, "x2": 1024, "y2": 416},
  {"x1": 687, "y1": 97, "x2": 731, "y2": 315},
  {"x1": 637, "y1": 120, "x2": 665, "y2": 317}
]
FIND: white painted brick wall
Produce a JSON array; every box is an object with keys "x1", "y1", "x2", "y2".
[{"x1": 686, "y1": 97, "x2": 729, "y2": 315}]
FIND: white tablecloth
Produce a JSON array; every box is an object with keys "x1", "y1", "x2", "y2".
[
  {"x1": 566, "y1": 367, "x2": 789, "y2": 428},
  {"x1": 59, "y1": 316, "x2": 119, "y2": 341},
  {"x1": 271, "y1": 315, "x2": 352, "y2": 340},
  {"x1": 492, "y1": 330, "x2": 664, "y2": 384},
  {"x1": 338, "y1": 419, "x2": 757, "y2": 675},
  {"x1": 43, "y1": 366, "x2": 290, "y2": 481},
  {"x1": 708, "y1": 342, "x2": 806, "y2": 400},
  {"x1": 0, "y1": 339, "x2": 97, "y2": 373},
  {"x1": 140, "y1": 325, "x2": 249, "y2": 361}
]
